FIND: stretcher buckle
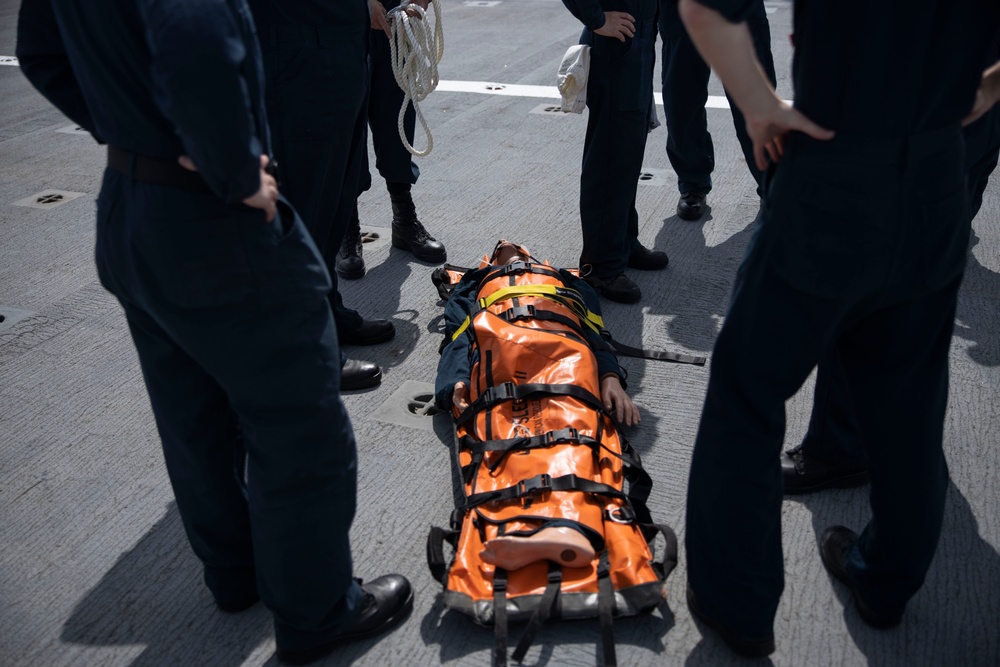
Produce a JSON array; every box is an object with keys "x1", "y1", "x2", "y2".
[{"x1": 518, "y1": 474, "x2": 552, "y2": 497}]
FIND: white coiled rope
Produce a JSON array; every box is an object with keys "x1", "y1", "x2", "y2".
[{"x1": 387, "y1": 0, "x2": 444, "y2": 157}]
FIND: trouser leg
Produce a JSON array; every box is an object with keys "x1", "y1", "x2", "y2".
[
  {"x1": 580, "y1": 28, "x2": 654, "y2": 279},
  {"x1": 260, "y1": 29, "x2": 368, "y2": 334},
  {"x1": 798, "y1": 350, "x2": 867, "y2": 466},
  {"x1": 368, "y1": 25, "x2": 420, "y2": 186},
  {"x1": 839, "y1": 283, "x2": 959, "y2": 617},
  {"x1": 121, "y1": 304, "x2": 257, "y2": 604},
  {"x1": 97, "y1": 172, "x2": 364, "y2": 650},
  {"x1": 686, "y1": 246, "x2": 840, "y2": 638},
  {"x1": 658, "y1": 0, "x2": 713, "y2": 195}
]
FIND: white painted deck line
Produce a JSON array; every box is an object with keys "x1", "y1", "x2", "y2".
[
  {"x1": 0, "y1": 61, "x2": 781, "y2": 109},
  {"x1": 436, "y1": 79, "x2": 740, "y2": 108}
]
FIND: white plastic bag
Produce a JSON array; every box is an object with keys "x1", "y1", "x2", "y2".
[{"x1": 557, "y1": 44, "x2": 591, "y2": 114}]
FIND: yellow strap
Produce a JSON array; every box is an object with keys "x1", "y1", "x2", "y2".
[{"x1": 451, "y1": 284, "x2": 604, "y2": 341}]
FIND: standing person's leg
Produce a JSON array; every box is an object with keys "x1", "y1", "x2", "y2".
[
  {"x1": 820, "y1": 283, "x2": 958, "y2": 625},
  {"x1": 579, "y1": 58, "x2": 645, "y2": 301},
  {"x1": 367, "y1": 12, "x2": 446, "y2": 263},
  {"x1": 659, "y1": 0, "x2": 713, "y2": 221},
  {"x1": 95, "y1": 175, "x2": 411, "y2": 655},
  {"x1": 819, "y1": 130, "x2": 969, "y2": 626},
  {"x1": 686, "y1": 134, "x2": 905, "y2": 654},
  {"x1": 782, "y1": 350, "x2": 870, "y2": 493},
  {"x1": 579, "y1": 12, "x2": 657, "y2": 303},
  {"x1": 337, "y1": 189, "x2": 367, "y2": 281},
  {"x1": 122, "y1": 307, "x2": 260, "y2": 609},
  {"x1": 259, "y1": 26, "x2": 392, "y2": 380},
  {"x1": 368, "y1": 6, "x2": 419, "y2": 188},
  {"x1": 786, "y1": 103, "x2": 1000, "y2": 493},
  {"x1": 685, "y1": 237, "x2": 842, "y2": 654}
]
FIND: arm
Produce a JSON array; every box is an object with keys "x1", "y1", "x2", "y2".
[
  {"x1": 561, "y1": 0, "x2": 636, "y2": 42},
  {"x1": 370, "y1": 0, "x2": 391, "y2": 38},
  {"x1": 601, "y1": 373, "x2": 639, "y2": 427},
  {"x1": 678, "y1": 0, "x2": 834, "y2": 169},
  {"x1": 434, "y1": 272, "x2": 483, "y2": 411},
  {"x1": 137, "y1": 0, "x2": 262, "y2": 204},
  {"x1": 964, "y1": 60, "x2": 1000, "y2": 126},
  {"x1": 16, "y1": 0, "x2": 99, "y2": 140},
  {"x1": 565, "y1": 269, "x2": 638, "y2": 426}
]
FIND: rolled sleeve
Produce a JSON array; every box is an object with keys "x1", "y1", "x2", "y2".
[
  {"x1": 690, "y1": 0, "x2": 759, "y2": 23},
  {"x1": 561, "y1": 0, "x2": 607, "y2": 32},
  {"x1": 16, "y1": 0, "x2": 99, "y2": 139}
]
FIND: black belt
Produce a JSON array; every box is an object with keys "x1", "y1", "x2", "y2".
[{"x1": 107, "y1": 146, "x2": 212, "y2": 193}]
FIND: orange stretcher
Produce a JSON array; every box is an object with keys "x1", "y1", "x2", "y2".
[{"x1": 427, "y1": 256, "x2": 700, "y2": 667}]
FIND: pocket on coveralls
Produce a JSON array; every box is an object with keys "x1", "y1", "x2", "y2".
[{"x1": 137, "y1": 206, "x2": 258, "y2": 310}]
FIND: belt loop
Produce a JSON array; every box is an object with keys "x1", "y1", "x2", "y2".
[{"x1": 127, "y1": 151, "x2": 137, "y2": 180}]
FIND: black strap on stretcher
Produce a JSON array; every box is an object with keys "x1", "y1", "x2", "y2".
[
  {"x1": 426, "y1": 526, "x2": 459, "y2": 584},
  {"x1": 597, "y1": 552, "x2": 618, "y2": 667},
  {"x1": 480, "y1": 260, "x2": 564, "y2": 286},
  {"x1": 645, "y1": 523, "x2": 679, "y2": 581},
  {"x1": 604, "y1": 334, "x2": 707, "y2": 366},
  {"x1": 463, "y1": 473, "x2": 630, "y2": 510},
  {"x1": 460, "y1": 427, "x2": 603, "y2": 482},
  {"x1": 493, "y1": 568, "x2": 509, "y2": 667},
  {"x1": 455, "y1": 382, "x2": 605, "y2": 427},
  {"x1": 432, "y1": 264, "x2": 475, "y2": 300},
  {"x1": 511, "y1": 562, "x2": 562, "y2": 663}
]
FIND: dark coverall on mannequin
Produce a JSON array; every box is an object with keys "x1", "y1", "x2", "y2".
[
  {"x1": 562, "y1": 0, "x2": 659, "y2": 283},
  {"x1": 684, "y1": 0, "x2": 1000, "y2": 644},
  {"x1": 658, "y1": 0, "x2": 775, "y2": 198},
  {"x1": 16, "y1": 0, "x2": 364, "y2": 654}
]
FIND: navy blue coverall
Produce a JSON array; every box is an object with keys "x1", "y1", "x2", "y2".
[
  {"x1": 658, "y1": 0, "x2": 775, "y2": 195},
  {"x1": 247, "y1": 0, "x2": 372, "y2": 338},
  {"x1": 684, "y1": 0, "x2": 1000, "y2": 642},
  {"x1": 800, "y1": 83, "x2": 1000, "y2": 470},
  {"x1": 17, "y1": 0, "x2": 363, "y2": 653},
  {"x1": 562, "y1": 0, "x2": 659, "y2": 282}
]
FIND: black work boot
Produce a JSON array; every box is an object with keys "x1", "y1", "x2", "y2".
[
  {"x1": 336, "y1": 204, "x2": 366, "y2": 280},
  {"x1": 387, "y1": 182, "x2": 447, "y2": 263}
]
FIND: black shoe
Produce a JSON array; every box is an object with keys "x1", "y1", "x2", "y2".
[
  {"x1": 339, "y1": 319, "x2": 395, "y2": 346},
  {"x1": 585, "y1": 273, "x2": 641, "y2": 304},
  {"x1": 214, "y1": 592, "x2": 260, "y2": 613},
  {"x1": 677, "y1": 191, "x2": 707, "y2": 221},
  {"x1": 340, "y1": 358, "x2": 382, "y2": 391},
  {"x1": 336, "y1": 206, "x2": 366, "y2": 280},
  {"x1": 819, "y1": 526, "x2": 903, "y2": 629},
  {"x1": 388, "y1": 185, "x2": 447, "y2": 263},
  {"x1": 686, "y1": 586, "x2": 775, "y2": 658},
  {"x1": 276, "y1": 574, "x2": 414, "y2": 665},
  {"x1": 627, "y1": 243, "x2": 669, "y2": 270},
  {"x1": 782, "y1": 447, "x2": 870, "y2": 495}
]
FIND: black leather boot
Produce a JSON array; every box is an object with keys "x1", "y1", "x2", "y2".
[
  {"x1": 336, "y1": 204, "x2": 366, "y2": 280},
  {"x1": 387, "y1": 182, "x2": 447, "y2": 263}
]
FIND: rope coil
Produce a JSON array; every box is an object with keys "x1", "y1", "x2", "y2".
[{"x1": 387, "y1": 0, "x2": 444, "y2": 157}]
